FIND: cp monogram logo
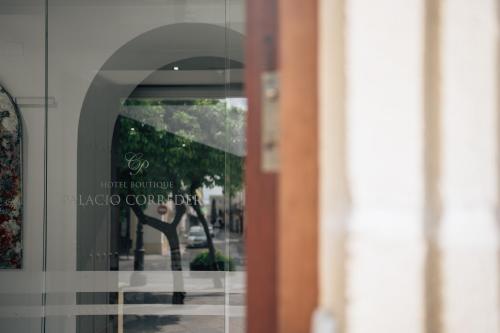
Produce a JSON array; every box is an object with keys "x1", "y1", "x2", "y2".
[{"x1": 125, "y1": 152, "x2": 149, "y2": 175}]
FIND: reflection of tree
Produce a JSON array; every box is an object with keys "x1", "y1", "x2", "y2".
[
  {"x1": 114, "y1": 98, "x2": 245, "y2": 304},
  {"x1": 210, "y1": 198, "x2": 217, "y2": 226}
]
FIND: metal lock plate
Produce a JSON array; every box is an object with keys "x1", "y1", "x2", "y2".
[{"x1": 261, "y1": 71, "x2": 280, "y2": 172}]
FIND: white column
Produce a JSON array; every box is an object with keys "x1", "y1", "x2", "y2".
[
  {"x1": 345, "y1": 0, "x2": 426, "y2": 332},
  {"x1": 440, "y1": 0, "x2": 500, "y2": 332}
]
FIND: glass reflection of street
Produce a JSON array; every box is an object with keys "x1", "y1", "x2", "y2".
[
  {"x1": 118, "y1": 226, "x2": 245, "y2": 333},
  {"x1": 120, "y1": 228, "x2": 245, "y2": 272}
]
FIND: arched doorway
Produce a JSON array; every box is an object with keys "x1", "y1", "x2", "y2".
[{"x1": 76, "y1": 23, "x2": 246, "y2": 333}]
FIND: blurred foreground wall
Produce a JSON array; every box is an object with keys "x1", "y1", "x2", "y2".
[{"x1": 319, "y1": 0, "x2": 499, "y2": 332}]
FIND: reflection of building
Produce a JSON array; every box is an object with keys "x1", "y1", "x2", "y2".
[
  {"x1": 209, "y1": 194, "x2": 225, "y2": 227},
  {"x1": 208, "y1": 191, "x2": 245, "y2": 233},
  {"x1": 127, "y1": 201, "x2": 185, "y2": 256},
  {"x1": 129, "y1": 204, "x2": 166, "y2": 255},
  {"x1": 230, "y1": 192, "x2": 245, "y2": 234}
]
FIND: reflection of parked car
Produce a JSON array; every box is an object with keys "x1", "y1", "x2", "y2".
[{"x1": 187, "y1": 226, "x2": 208, "y2": 248}]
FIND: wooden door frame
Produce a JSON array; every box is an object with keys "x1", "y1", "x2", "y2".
[
  {"x1": 245, "y1": 0, "x2": 319, "y2": 332},
  {"x1": 245, "y1": 0, "x2": 279, "y2": 332}
]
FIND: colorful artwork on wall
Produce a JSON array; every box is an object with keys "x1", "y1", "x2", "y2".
[{"x1": 0, "y1": 85, "x2": 23, "y2": 269}]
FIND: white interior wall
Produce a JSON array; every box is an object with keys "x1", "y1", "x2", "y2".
[{"x1": 0, "y1": 1, "x2": 46, "y2": 331}]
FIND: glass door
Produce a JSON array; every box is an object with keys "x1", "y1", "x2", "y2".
[{"x1": 44, "y1": 1, "x2": 246, "y2": 332}]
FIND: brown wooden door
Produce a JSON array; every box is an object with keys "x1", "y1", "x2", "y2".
[
  {"x1": 245, "y1": 0, "x2": 279, "y2": 332},
  {"x1": 246, "y1": 0, "x2": 319, "y2": 332}
]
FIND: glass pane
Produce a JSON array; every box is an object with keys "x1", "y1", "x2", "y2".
[{"x1": 45, "y1": 1, "x2": 246, "y2": 332}]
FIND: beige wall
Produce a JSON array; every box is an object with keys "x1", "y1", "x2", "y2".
[
  {"x1": 130, "y1": 203, "x2": 177, "y2": 256},
  {"x1": 318, "y1": 0, "x2": 499, "y2": 332}
]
